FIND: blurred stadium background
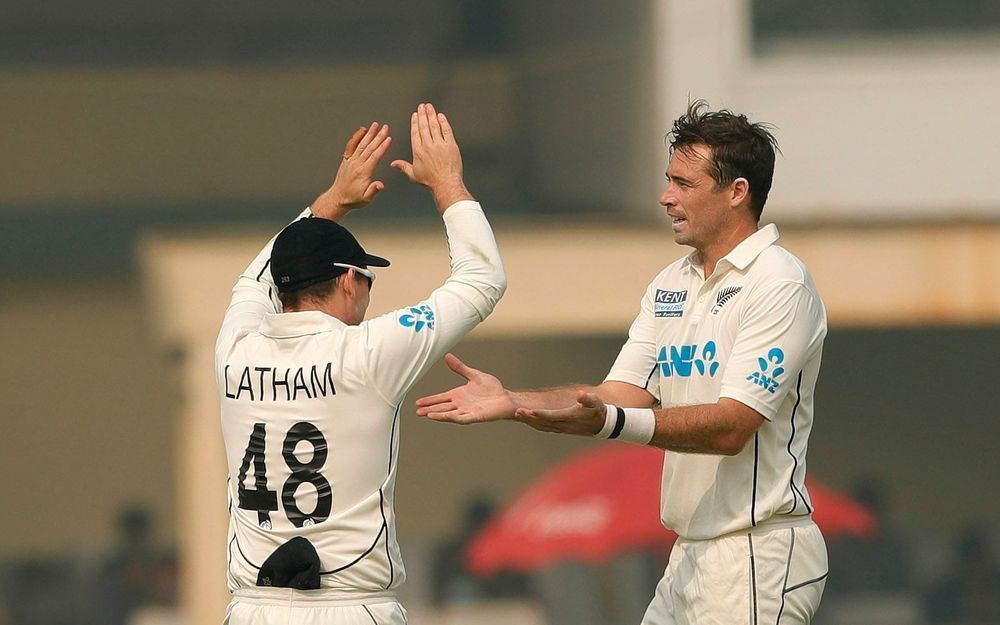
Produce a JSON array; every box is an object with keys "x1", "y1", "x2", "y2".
[{"x1": 2, "y1": 0, "x2": 999, "y2": 624}]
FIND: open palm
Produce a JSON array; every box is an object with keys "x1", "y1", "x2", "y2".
[{"x1": 415, "y1": 354, "x2": 516, "y2": 424}]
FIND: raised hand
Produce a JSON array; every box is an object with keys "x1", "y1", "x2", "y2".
[
  {"x1": 415, "y1": 354, "x2": 516, "y2": 424},
  {"x1": 312, "y1": 122, "x2": 392, "y2": 221},
  {"x1": 391, "y1": 103, "x2": 472, "y2": 212},
  {"x1": 514, "y1": 391, "x2": 607, "y2": 437}
]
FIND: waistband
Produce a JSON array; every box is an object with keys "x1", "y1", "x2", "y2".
[
  {"x1": 233, "y1": 587, "x2": 398, "y2": 607},
  {"x1": 680, "y1": 514, "x2": 816, "y2": 543}
]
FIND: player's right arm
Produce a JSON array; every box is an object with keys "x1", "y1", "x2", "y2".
[
  {"x1": 415, "y1": 276, "x2": 660, "y2": 424},
  {"x1": 360, "y1": 104, "x2": 507, "y2": 404},
  {"x1": 415, "y1": 355, "x2": 655, "y2": 425},
  {"x1": 214, "y1": 123, "x2": 392, "y2": 364}
]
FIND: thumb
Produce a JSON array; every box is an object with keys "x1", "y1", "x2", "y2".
[
  {"x1": 390, "y1": 160, "x2": 414, "y2": 180},
  {"x1": 363, "y1": 181, "x2": 384, "y2": 202},
  {"x1": 578, "y1": 392, "x2": 603, "y2": 409},
  {"x1": 444, "y1": 353, "x2": 477, "y2": 380}
]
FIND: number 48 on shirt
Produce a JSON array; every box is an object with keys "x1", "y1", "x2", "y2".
[{"x1": 237, "y1": 422, "x2": 332, "y2": 529}]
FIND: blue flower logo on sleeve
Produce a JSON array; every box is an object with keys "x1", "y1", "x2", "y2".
[
  {"x1": 399, "y1": 304, "x2": 435, "y2": 332},
  {"x1": 746, "y1": 347, "x2": 785, "y2": 393}
]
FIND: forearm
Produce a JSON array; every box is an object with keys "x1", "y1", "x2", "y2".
[
  {"x1": 435, "y1": 183, "x2": 474, "y2": 215},
  {"x1": 512, "y1": 380, "x2": 652, "y2": 413},
  {"x1": 509, "y1": 385, "x2": 595, "y2": 412},
  {"x1": 308, "y1": 191, "x2": 351, "y2": 223},
  {"x1": 441, "y1": 200, "x2": 507, "y2": 314},
  {"x1": 648, "y1": 400, "x2": 762, "y2": 455}
]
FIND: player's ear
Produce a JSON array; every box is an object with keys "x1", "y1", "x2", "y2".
[
  {"x1": 336, "y1": 272, "x2": 354, "y2": 297},
  {"x1": 730, "y1": 177, "x2": 750, "y2": 208}
]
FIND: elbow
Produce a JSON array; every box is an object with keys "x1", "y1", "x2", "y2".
[
  {"x1": 479, "y1": 263, "x2": 507, "y2": 304},
  {"x1": 482, "y1": 270, "x2": 507, "y2": 313},
  {"x1": 495, "y1": 268, "x2": 508, "y2": 299},
  {"x1": 453, "y1": 252, "x2": 507, "y2": 301},
  {"x1": 480, "y1": 252, "x2": 507, "y2": 298},
  {"x1": 717, "y1": 430, "x2": 755, "y2": 456}
]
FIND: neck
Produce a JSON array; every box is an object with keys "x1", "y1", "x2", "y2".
[
  {"x1": 285, "y1": 298, "x2": 355, "y2": 325},
  {"x1": 697, "y1": 221, "x2": 758, "y2": 278}
]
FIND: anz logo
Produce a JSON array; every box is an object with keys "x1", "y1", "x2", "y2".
[
  {"x1": 399, "y1": 304, "x2": 435, "y2": 332},
  {"x1": 657, "y1": 342, "x2": 720, "y2": 378},
  {"x1": 746, "y1": 348, "x2": 785, "y2": 394}
]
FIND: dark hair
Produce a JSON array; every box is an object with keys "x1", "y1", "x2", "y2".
[
  {"x1": 668, "y1": 100, "x2": 779, "y2": 220},
  {"x1": 278, "y1": 276, "x2": 338, "y2": 311}
]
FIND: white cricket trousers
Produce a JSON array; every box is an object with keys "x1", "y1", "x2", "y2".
[
  {"x1": 224, "y1": 588, "x2": 407, "y2": 625},
  {"x1": 641, "y1": 518, "x2": 827, "y2": 625}
]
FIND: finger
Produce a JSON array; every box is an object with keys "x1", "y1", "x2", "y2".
[
  {"x1": 390, "y1": 159, "x2": 414, "y2": 180},
  {"x1": 521, "y1": 406, "x2": 571, "y2": 420},
  {"x1": 518, "y1": 407, "x2": 559, "y2": 420},
  {"x1": 426, "y1": 103, "x2": 444, "y2": 141},
  {"x1": 425, "y1": 409, "x2": 473, "y2": 424},
  {"x1": 356, "y1": 122, "x2": 380, "y2": 154},
  {"x1": 343, "y1": 127, "x2": 367, "y2": 159},
  {"x1": 367, "y1": 133, "x2": 392, "y2": 165},
  {"x1": 361, "y1": 124, "x2": 390, "y2": 161},
  {"x1": 443, "y1": 353, "x2": 478, "y2": 380},
  {"x1": 416, "y1": 401, "x2": 456, "y2": 416},
  {"x1": 362, "y1": 181, "x2": 384, "y2": 202},
  {"x1": 409, "y1": 111, "x2": 421, "y2": 150},
  {"x1": 415, "y1": 390, "x2": 455, "y2": 408},
  {"x1": 437, "y1": 113, "x2": 454, "y2": 142},
  {"x1": 416, "y1": 103, "x2": 432, "y2": 146}
]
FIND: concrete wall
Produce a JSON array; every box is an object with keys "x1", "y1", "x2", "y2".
[
  {"x1": 646, "y1": 0, "x2": 1000, "y2": 222},
  {"x1": 4, "y1": 1, "x2": 997, "y2": 226}
]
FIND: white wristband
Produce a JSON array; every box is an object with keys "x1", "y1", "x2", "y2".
[{"x1": 595, "y1": 404, "x2": 656, "y2": 445}]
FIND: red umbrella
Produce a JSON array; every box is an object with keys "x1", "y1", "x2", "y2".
[
  {"x1": 804, "y1": 476, "x2": 878, "y2": 538},
  {"x1": 466, "y1": 444, "x2": 876, "y2": 576}
]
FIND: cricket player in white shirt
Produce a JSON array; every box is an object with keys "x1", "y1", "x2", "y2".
[
  {"x1": 215, "y1": 103, "x2": 506, "y2": 624},
  {"x1": 417, "y1": 101, "x2": 828, "y2": 624}
]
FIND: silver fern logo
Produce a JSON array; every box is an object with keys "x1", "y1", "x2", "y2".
[{"x1": 711, "y1": 286, "x2": 742, "y2": 315}]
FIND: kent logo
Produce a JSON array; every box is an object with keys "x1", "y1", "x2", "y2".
[
  {"x1": 657, "y1": 341, "x2": 719, "y2": 378},
  {"x1": 746, "y1": 347, "x2": 785, "y2": 393},
  {"x1": 654, "y1": 289, "x2": 688, "y2": 318}
]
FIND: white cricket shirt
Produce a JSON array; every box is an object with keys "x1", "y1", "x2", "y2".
[
  {"x1": 215, "y1": 201, "x2": 505, "y2": 593},
  {"x1": 606, "y1": 224, "x2": 827, "y2": 540}
]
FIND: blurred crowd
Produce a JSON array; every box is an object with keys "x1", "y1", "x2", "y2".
[
  {"x1": 0, "y1": 506, "x2": 178, "y2": 625},
  {"x1": 1, "y1": 486, "x2": 998, "y2": 625}
]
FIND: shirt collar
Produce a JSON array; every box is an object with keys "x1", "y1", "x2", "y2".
[
  {"x1": 681, "y1": 223, "x2": 780, "y2": 273},
  {"x1": 258, "y1": 311, "x2": 347, "y2": 338}
]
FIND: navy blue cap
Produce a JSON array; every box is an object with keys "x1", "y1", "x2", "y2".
[{"x1": 270, "y1": 218, "x2": 390, "y2": 293}]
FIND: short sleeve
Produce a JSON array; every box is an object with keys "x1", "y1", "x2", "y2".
[
  {"x1": 604, "y1": 281, "x2": 662, "y2": 403},
  {"x1": 718, "y1": 280, "x2": 826, "y2": 420}
]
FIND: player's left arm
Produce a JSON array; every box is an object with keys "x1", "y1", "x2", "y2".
[
  {"x1": 518, "y1": 279, "x2": 826, "y2": 454},
  {"x1": 515, "y1": 392, "x2": 763, "y2": 453}
]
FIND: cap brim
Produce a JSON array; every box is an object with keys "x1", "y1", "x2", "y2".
[{"x1": 363, "y1": 253, "x2": 390, "y2": 268}]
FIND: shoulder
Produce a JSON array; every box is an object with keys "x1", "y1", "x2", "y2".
[
  {"x1": 645, "y1": 255, "x2": 690, "y2": 289},
  {"x1": 750, "y1": 245, "x2": 817, "y2": 290}
]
